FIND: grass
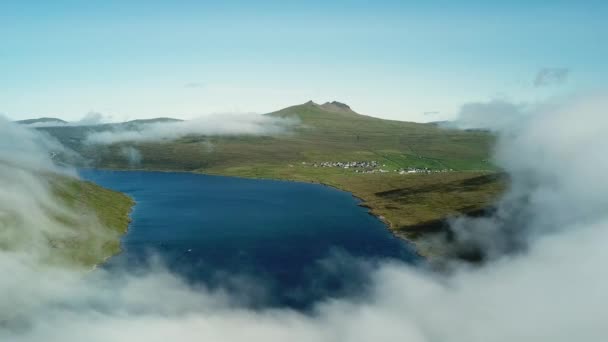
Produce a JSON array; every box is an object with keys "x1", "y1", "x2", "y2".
[{"x1": 50, "y1": 175, "x2": 134, "y2": 267}]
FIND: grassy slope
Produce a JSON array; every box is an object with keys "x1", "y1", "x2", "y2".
[
  {"x1": 51, "y1": 176, "x2": 134, "y2": 267},
  {"x1": 41, "y1": 102, "x2": 504, "y2": 256},
  {"x1": 48, "y1": 102, "x2": 495, "y2": 172}
]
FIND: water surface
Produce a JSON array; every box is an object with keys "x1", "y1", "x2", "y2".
[{"x1": 81, "y1": 170, "x2": 418, "y2": 308}]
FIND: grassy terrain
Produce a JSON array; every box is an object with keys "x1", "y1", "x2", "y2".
[
  {"x1": 36, "y1": 101, "x2": 504, "y2": 256},
  {"x1": 50, "y1": 175, "x2": 134, "y2": 267},
  {"x1": 43, "y1": 101, "x2": 496, "y2": 172}
]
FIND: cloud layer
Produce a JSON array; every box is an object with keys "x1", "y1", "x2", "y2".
[
  {"x1": 1, "y1": 95, "x2": 608, "y2": 341},
  {"x1": 447, "y1": 99, "x2": 528, "y2": 131},
  {"x1": 86, "y1": 114, "x2": 298, "y2": 144}
]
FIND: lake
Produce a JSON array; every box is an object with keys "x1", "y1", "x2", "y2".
[{"x1": 80, "y1": 170, "x2": 418, "y2": 309}]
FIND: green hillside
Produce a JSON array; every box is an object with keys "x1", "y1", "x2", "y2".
[
  {"x1": 50, "y1": 175, "x2": 134, "y2": 267},
  {"x1": 61, "y1": 101, "x2": 494, "y2": 173}
]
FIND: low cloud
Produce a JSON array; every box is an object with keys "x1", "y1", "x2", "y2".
[
  {"x1": 119, "y1": 146, "x2": 142, "y2": 168},
  {"x1": 76, "y1": 111, "x2": 107, "y2": 125},
  {"x1": 446, "y1": 99, "x2": 529, "y2": 131},
  {"x1": 1, "y1": 95, "x2": 607, "y2": 341},
  {"x1": 533, "y1": 67, "x2": 570, "y2": 87},
  {"x1": 85, "y1": 114, "x2": 298, "y2": 145}
]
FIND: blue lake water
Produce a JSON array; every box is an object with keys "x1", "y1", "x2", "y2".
[{"x1": 80, "y1": 170, "x2": 418, "y2": 309}]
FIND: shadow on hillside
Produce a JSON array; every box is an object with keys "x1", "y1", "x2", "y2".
[{"x1": 374, "y1": 174, "x2": 504, "y2": 200}]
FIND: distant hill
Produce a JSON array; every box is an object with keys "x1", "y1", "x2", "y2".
[
  {"x1": 17, "y1": 116, "x2": 181, "y2": 127},
  {"x1": 16, "y1": 117, "x2": 67, "y2": 125},
  {"x1": 119, "y1": 117, "x2": 183, "y2": 129},
  {"x1": 123, "y1": 117, "x2": 183, "y2": 125}
]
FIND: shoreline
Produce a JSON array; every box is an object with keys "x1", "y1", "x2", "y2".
[
  {"x1": 81, "y1": 167, "x2": 430, "y2": 259},
  {"x1": 89, "y1": 199, "x2": 135, "y2": 271}
]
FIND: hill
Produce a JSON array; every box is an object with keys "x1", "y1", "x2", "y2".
[
  {"x1": 125, "y1": 117, "x2": 182, "y2": 124},
  {"x1": 16, "y1": 117, "x2": 67, "y2": 125},
  {"x1": 122, "y1": 117, "x2": 183, "y2": 126},
  {"x1": 50, "y1": 175, "x2": 134, "y2": 267}
]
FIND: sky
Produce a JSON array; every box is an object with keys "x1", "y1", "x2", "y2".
[{"x1": 1, "y1": 0, "x2": 606, "y2": 122}]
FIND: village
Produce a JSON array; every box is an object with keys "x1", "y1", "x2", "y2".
[{"x1": 302, "y1": 161, "x2": 454, "y2": 174}]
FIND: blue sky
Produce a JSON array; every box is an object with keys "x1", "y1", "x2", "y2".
[{"x1": 1, "y1": 1, "x2": 606, "y2": 122}]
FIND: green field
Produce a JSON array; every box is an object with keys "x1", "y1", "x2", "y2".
[{"x1": 37, "y1": 101, "x2": 504, "y2": 257}]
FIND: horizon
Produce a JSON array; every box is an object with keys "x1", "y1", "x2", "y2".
[
  {"x1": 12, "y1": 100, "x2": 386, "y2": 125},
  {"x1": 2, "y1": 1, "x2": 606, "y2": 123}
]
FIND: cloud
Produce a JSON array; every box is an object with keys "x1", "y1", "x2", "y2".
[
  {"x1": 76, "y1": 111, "x2": 107, "y2": 125},
  {"x1": 446, "y1": 99, "x2": 529, "y2": 131},
  {"x1": 119, "y1": 146, "x2": 142, "y2": 168},
  {"x1": 0, "y1": 117, "x2": 109, "y2": 264},
  {"x1": 0, "y1": 116, "x2": 69, "y2": 171},
  {"x1": 533, "y1": 68, "x2": 570, "y2": 87},
  {"x1": 85, "y1": 114, "x2": 298, "y2": 144},
  {"x1": 445, "y1": 94, "x2": 608, "y2": 259},
  {"x1": 1, "y1": 95, "x2": 608, "y2": 341}
]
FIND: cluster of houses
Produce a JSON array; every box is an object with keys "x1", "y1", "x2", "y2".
[{"x1": 302, "y1": 160, "x2": 454, "y2": 175}]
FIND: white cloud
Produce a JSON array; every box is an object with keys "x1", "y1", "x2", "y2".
[
  {"x1": 85, "y1": 113, "x2": 298, "y2": 144},
  {"x1": 119, "y1": 146, "x2": 142, "y2": 167},
  {"x1": 446, "y1": 99, "x2": 529, "y2": 131}
]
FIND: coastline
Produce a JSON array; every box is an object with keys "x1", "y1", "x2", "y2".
[
  {"x1": 82, "y1": 167, "x2": 435, "y2": 259},
  {"x1": 89, "y1": 196, "x2": 135, "y2": 271}
]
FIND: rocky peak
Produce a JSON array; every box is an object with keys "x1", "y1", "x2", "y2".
[{"x1": 319, "y1": 101, "x2": 355, "y2": 114}]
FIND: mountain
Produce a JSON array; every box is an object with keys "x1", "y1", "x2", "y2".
[
  {"x1": 319, "y1": 101, "x2": 355, "y2": 113},
  {"x1": 16, "y1": 117, "x2": 67, "y2": 125},
  {"x1": 267, "y1": 100, "x2": 373, "y2": 123},
  {"x1": 272, "y1": 100, "x2": 358, "y2": 117},
  {"x1": 123, "y1": 117, "x2": 183, "y2": 125},
  {"x1": 118, "y1": 117, "x2": 183, "y2": 130}
]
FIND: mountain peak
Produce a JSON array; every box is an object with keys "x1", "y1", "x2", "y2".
[{"x1": 319, "y1": 101, "x2": 354, "y2": 114}]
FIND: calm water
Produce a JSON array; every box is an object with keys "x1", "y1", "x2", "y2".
[{"x1": 80, "y1": 170, "x2": 418, "y2": 308}]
